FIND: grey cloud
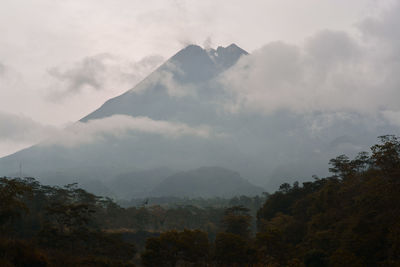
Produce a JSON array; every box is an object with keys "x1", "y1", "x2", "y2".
[
  {"x1": 136, "y1": 61, "x2": 196, "y2": 97},
  {"x1": 0, "y1": 112, "x2": 57, "y2": 143},
  {"x1": 49, "y1": 58, "x2": 102, "y2": 94},
  {"x1": 43, "y1": 115, "x2": 214, "y2": 147},
  {"x1": 0, "y1": 110, "x2": 214, "y2": 153},
  {"x1": 219, "y1": 4, "x2": 400, "y2": 123},
  {"x1": 0, "y1": 63, "x2": 25, "y2": 100},
  {"x1": 202, "y1": 37, "x2": 214, "y2": 50},
  {"x1": 47, "y1": 53, "x2": 116, "y2": 98},
  {"x1": 133, "y1": 55, "x2": 165, "y2": 71},
  {"x1": 305, "y1": 30, "x2": 361, "y2": 70},
  {"x1": 358, "y1": 1, "x2": 400, "y2": 46},
  {"x1": 47, "y1": 53, "x2": 164, "y2": 100},
  {"x1": 0, "y1": 62, "x2": 6, "y2": 76},
  {"x1": 381, "y1": 110, "x2": 400, "y2": 127}
]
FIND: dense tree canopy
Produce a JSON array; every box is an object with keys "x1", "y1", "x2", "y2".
[{"x1": 0, "y1": 135, "x2": 399, "y2": 266}]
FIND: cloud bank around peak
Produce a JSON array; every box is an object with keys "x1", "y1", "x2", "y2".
[
  {"x1": 219, "y1": 4, "x2": 400, "y2": 127},
  {"x1": 135, "y1": 61, "x2": 196, "y2": 98},
  {"x1": 43, "y1": 115, "x2": 214, "y2": 148},
  {"x1": 0, "y1": 111, "x2": 214, "y2": 156}
]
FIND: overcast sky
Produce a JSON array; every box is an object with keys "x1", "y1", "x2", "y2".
[{"x1": 0, "y1": 0, "x2": 398, "y2": 157}]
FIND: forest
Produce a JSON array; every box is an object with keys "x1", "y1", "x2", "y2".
[{"x1": 0, "y1": 135, "x2": 399, "y2": 266}]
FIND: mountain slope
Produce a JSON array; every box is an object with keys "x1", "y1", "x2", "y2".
[
  {"x1": 80, "y1": 44, "x2": 247, "y2": 123},
  {"x1": 0, "y1": 43, "x2": 396, "y2": 196},
  {"x1": 107, "y1": 167, "x2": 176, "y2": 199},
  {"x1": 149, "y1": 167, "x2": 264, "y2": 198},
  {"x1": 0, "y1": 44, "x2": 252, "y2": 196}
]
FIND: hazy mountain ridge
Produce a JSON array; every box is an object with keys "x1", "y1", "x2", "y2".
[
  {"x1": 149, "y1": 166, "x2": 264, "y2": 198},
  {"x1": 0, "y1": 43, "x2": 397, "y2": 197},
  {"x1": 79, "y1": 44, "x2": 247, "y2": 123},
  {"x1": 107, "y1": 167, "x2": 176, "y2": 199}
]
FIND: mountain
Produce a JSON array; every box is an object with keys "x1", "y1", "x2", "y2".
[
  {"x1": 0, "y1": 43, "x2": 396, "y2": 196},
  {"x1": 149, "y1": 167, "x2": 264, "y2": 198},
  {"x1": 0, "y1": 44, "x2": 254, "y2": 196},
  {"x1": 80, "y1": 44, "x2": 247, "y2": 123},
  {"x1": 107, "y1": 167, "x2": 176, "y2": 199}
]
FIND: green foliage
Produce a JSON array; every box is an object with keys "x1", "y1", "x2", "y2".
[
  {"x1": 255, "y1": 135, "x2": 400, "y2": 266},
  {"x1": 0, "y1": 239, "x2": 48, "y2": 266},
  {"x1": 329, "y1": 249, "x2": 363, "y2": 267},
  {"x1": 303, "y1": 249, "x2": 328, "y2": 267},
  {"x1": 0, "y1": 177, "x2": 31, "y2": 232},
  {"x1": 371, "y1": 135, "x2": 400, "y2": 173},
  {"x1": 214, "y1": 232, "x2": 250, "y2": 266},
  {"x1": 221, "y1": 205, "x2": 252, "y2": 238},
  {"x1": 0, "y1": 135, "x2": 399, "y2": 266},
  {"x1": 141, "y1": 229, "x2": 210, "y2": 267},
  {"x1": 255, "y1": 227, "x2": 291, "y2": 264},
  {"x1": 0, "y1": 177, "x2": 136, "y2": 265}
]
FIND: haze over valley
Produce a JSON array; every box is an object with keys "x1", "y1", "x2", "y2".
[
  {"x1": 1, "y1": 2, "x2": 400, "y2": 266},
  {"x1": 1, "y1": 1, "x2": 399, "y2": 199}
]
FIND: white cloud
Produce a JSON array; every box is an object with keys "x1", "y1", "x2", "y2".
[
  {"x1": 47, "y1": 53, "x2": 164, "y2": 101},
  {"x1": 0, "y1": 0, "x2": 394, "y2": 128},
  {"x1": 382, "y1": 110, "x2": 400, "y2": 127},
  {"x1": 1, "y1": 0, "x2": 399, "y2": 161},
  {"x1": 136, "y1": 61, "x2": 196, "y2": 97},
  {"x1": 0, "y1": 112, "x2": 56, "y2": 143},
  {"x1": 0, "y1": 111, "x2": 214, "y2": 155},
  {"x1": 43, "y1": 115, "x2": 213, "y2": 147},
  {"x1": 0, "y1": 112, "x2": 59, "y2": 156},
  {"x1": 0, "y1": 62, "x2": 6, "y2": 76},
  {"x1": 219, "y1": 3, "x2": 400, "y2": 121},
  {"x1": 0, "y1": 63, "x2": 24, "y2": 93},
  {"x1": 306, "y1": 112, "x2": 355, "y2": 137}
]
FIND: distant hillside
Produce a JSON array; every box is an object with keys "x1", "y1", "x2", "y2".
[
  {"x1": 1, "y1": 43, "x2": 395, "y2": 192},
  {"x1": 149, "y1": 166, "x2": 264, "y2": 198},
  {"x1": 107, "y1": 167, "x2": 176, "y2": 199},
  {"x1": 0, "y1": 44, "x2": 251, "y2": 188}
]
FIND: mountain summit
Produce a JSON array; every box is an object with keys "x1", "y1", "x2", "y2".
[
  {"x1": 0, "y1": 44, "x2": 255, "y2": 197},
  {"x1": 80, "y1": 44, "x2": 247, "y2": 122},
  {"x1": 1, "y1": 42, "x2": 386, "y2": 198}
]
